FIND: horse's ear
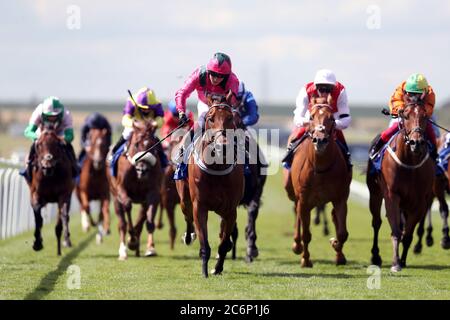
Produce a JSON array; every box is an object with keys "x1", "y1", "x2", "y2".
[
  {"x1": 327, "y1": 93, "x2": 333, "y2": 106},
  {"x1": 226, "y1": 90, "x2": 233, "y2": 104}
]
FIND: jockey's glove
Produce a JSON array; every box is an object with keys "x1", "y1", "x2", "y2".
[{"x1": 179, "y1": 112, "x2": 188, "y2": 125}]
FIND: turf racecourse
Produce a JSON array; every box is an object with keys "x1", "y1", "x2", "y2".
[{"x1": 0, "y1": 168, "x2": 449, "y2": 300}]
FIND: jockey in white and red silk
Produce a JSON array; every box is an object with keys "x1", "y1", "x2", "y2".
[
  {"x1": 282, "y1": 69, "x2": 352, "y2": 168},
  {"x1": 175, "y1": 52, "x2": 240, "y2": 128}
]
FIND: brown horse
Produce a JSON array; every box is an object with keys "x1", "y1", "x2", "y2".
[
  {"x1": 28, "y1": 124, "x2": 75, "y2": 255},
  {"x1": 413, "y1": 134, "x2": 450, "y2": 252},
  {"x1": 76, "y1": 128, "x2": 111, "y2": 244},
  {"x1": 176, "y1": 92, "x2": 244, "y2": 277},
  {"x1": 367, "y1": 103, "x2": 434, "y2": 272},
  {"x1": 109, "y1": 120, "x2": 162, "y2": 260},
  {"x1": 286, "y1": 96, "x2": 351, "y2": 267}
]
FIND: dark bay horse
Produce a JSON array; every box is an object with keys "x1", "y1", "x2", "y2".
[
  {"x1": 176, "y1": 93, "x2": 244, "y2": 277},
  {"x1": 367, "y1": 103, "x2": 434, "y2": 272},
  {"x1": 286, "y1": 96, "x2": 351, "y2": 267},
  {"x1": 157, "y1": 133, "x2": 186, "y2": 250},
  {"x1": 109, "y1": 120, "x2": 162, "y2": 260},
  {"x1": 28, "y1": 124, "x2": 75, "y2": 255},
  {"x1": 76, "y1": 128, "x2": 111, "y2": 244}
]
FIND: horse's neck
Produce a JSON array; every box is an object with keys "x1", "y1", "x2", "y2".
[
  {"x1": 394, "y1": 133, "x2": 425, "y2": 164},
  {"x1": 307, "y1": 139, "x2": 338, "y2": 170}
]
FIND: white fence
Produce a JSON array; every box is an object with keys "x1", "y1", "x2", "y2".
[{"x1": 0, "y1": 163, "x2": 80, "y2": 240}]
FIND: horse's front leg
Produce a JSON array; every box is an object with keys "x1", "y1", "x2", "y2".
[
  {"x1": 384, "y1": 194, "x2": 402, "y2": 272},
  {"x1": 193, "y1": 202, "x2": 210, "y2": 278},
  {"x1": 177, "y1": 180, "x2": 195, "y2": 245},
  {"x1": 61, "y1": 199, "x2": 72, "y2": 248},
  {"x1": 31, "y1": 199, "x2": 44, "y2": 251},
  {"x1": 132, "y1": 203, "x2": 148, "y2": 257},
  {"x1": 330, "y1": 200, "x2": 349, "y2": 265},
  {"x1": 145, "y1": 197, "x2": 159, "y2": 257},
  {"x1": 400, "y1": 209, "x2": 425, "y2": 268},
  {"x1": 213, "y1": 210, "x2": 237, "y2": 275},
  {"x1": 292, "y1": 198, "x2": 303, "y2": 256},
  {"x1": 114, "y1": 199, "x2": 127, "y2": 260},
  {"x1": 413, "y1": 215, "x2": 426, "y2": 254},
  {"x1": 245, "y1": 199, "x2": 259, "y2": 262},
  {"x1": 96, "y1": 197, "x2": 111, "y2": 244},
  {"x1": 367, "y1": 172, "x2": 383, "y2": 266},
  {"x1": 437, "y1": 192, "x2": 450, "y2": 249},
  {"x1": 79, "y1": 190, "x2": 93, "y2": 232},
  {"x1": 300, "y1": 203, "x2": 313, "y2": 268}
]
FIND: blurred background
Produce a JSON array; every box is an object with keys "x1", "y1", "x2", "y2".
[{"x1": 1, "y1": 0, "x2": 450, "y2": 166}]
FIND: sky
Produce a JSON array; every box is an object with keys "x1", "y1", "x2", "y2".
[{"x1": 1, "y1": 0, "x2": 450, "y2": 106}]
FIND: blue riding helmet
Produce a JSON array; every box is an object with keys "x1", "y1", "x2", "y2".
[{"x1": 168, "y1": 100, "x2": 178, "y2": 117}]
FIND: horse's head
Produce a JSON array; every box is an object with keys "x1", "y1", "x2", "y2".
[
  {"x1": 399, "y1": 102, "x2": 429, "y2": 154},
  {"x1": 85, "y1": 128, "x2": 110, "y2": 170},
  {"x1": 203, "y1": 91, "x2": 238, "y2": 160},
  {"x1": 309, "y1": 95, "x2": 335, "y2": 154},
  {"x1": 35, "y1": 128, "x2": 65, "y2": 176},
  {"x1": 128, "y1": 119, "x2": 158, "y2": 178}
]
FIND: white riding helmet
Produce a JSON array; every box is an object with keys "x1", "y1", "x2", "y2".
[{"x1": 314, "y1": 69, "x2": 337, "y2": 85}]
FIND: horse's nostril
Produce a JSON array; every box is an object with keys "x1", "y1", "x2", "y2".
[
  {"x1": 409, "y1": 140, "x2": 416, "y2": 146},
  {"x1": 322, "y1": 138, "x2": 328, "y2": 144},
  {"x1": 312, "y1": 138, "x2": 318, "y2": 143}
]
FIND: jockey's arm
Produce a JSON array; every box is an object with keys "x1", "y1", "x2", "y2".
[
  {"x1": 121, "y1": 114, "x2": 133, "y2": 128},
  {"x1": 389, "y1": 82, "x2": 406, "y2": 117},
  {"x1": 293, "y1": 86, "x2": 310, "y2": 127},
  {"x1": 62, "y1": 110, "x2": 74, "y2": 143},
  {"x1": 24, "y1": 105, "x2": 42, "y2": 141},
  {"x1": 334, "y1": 88, "x2": 351, "y2": 130},
  {"x1": 241, "y1": 91, "x2": 259, "y2": 127},
  {"x1": 175, "y1": 68, "x2": 200, "y2": 114}
]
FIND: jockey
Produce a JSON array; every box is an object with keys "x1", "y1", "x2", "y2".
[
  {"x1": 78, "y1": 112, "x2": 112, "y2": 162},
  {"x1": 173, "y1": 52, "x2": 241, "y2": 179},
  {"x1": 282, "y1": 69, "x2": 352, "y2": 169},
  {"x1": 109, "y1": 87, "x2": 168, "y2": 169},
  {"x1": 21, "y1": 96, "x2": 78, "y2": 182},
  {"x1": 175, "y1": 52, "x2": 240, "y2": 131},
  {"x1": 369, "y1": 73, "x2": 437, "y2": 160},
  {"x1": 235, "y1": 81, "x2": 260, "y2": 129},
  {"x1": 160, "y1": 100, "x2": 194, "y2": 149}
]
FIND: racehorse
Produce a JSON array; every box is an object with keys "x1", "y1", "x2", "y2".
[
  {"x1": 28, "y1": 123, "x2": 75, "y2": 255},
  {"x1": 76, "y1": 128, "x2": 111, "y2": 243},
  {"x1": 176, "y1": 92, "x2": 244, "y2": 277},
  {"x1": 109, "y1": 120, "x2": 162, "y2": 260},
  {"x1": 314, "y1": 204, "x2": 330, "y2": 236},
  {"x1": 229, "y1": 108, "x2": 267, "y2": 263},
  {"x1": 286, "y1": 95, "x2": 351, "y2": 267},
  {"x1": 157, "y1": 133, "x2": 186, "y2": 250},
  {"x1": 367, "y1": 102, "x2": 434, "y2": 272},
  {"x1": 413, "y1": 135, "x2": 450, "y2": 252}
]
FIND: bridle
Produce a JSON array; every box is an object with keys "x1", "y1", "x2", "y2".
[
  {"x1": 398, "y1": 102, "x2": 426, "y2": 146},
  {"x1": 308, "y1": 103, "x2": 335, "y2": 140}
]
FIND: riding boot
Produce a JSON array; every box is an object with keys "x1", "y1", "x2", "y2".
[
  {"x1": 20, "y1": 142, "x2": 36, "y2": 183},
  {"x1": 154, "y1": 137, "x2": 169, "y2": 169},
  {"x1": 78, "y1": 149, "x2": 86, "y2": 163},
  {"x1": 281, "y1": 136, "x2": 306, "y2": 167},
  {"x1": 66, "y1": 143, "x2": 80, "y2": 176},
  {"x1": 369, "y1": 134, "x2": 385, "y2": 159},
  {"x1": 338, "y1": 139, "x2": 353, "y2": 171}
]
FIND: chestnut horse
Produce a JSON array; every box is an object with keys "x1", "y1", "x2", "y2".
[
  {"x1": 176, "y1": 93, "x2": 244, "y2": 277},
  {"x1": 286, "y1": 96, "x2": 351, "y2": 267},
  {"x1": 28, "y1": 124, "x2": 75, "y2": 255},
  {"x1": 109, "y1": 120, "x2": 162, "y2": 260},
  {"x1": 76, "y1": 128, "x2": 111, "y2": 244},
  {"x1": 367, "y1": 103, "x2": 434, "y2": 272}
]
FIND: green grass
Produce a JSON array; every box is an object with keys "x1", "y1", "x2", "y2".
[{"x1": 0, "y1": 168, "x2": 449, "y2": 300}]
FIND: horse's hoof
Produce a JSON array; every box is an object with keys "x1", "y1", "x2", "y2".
[
  {"x1": 314, "y1": 217, "x2": 320, "y2": 225},
  {"x1": 118, "y1": 255, "x2": 127, "y2": 261},
  {"x1": 371, "y1": 255, "x2": 382, "y2": 267},
  {"x1": 127, "y1": 237, "x2": 139, "y2": 251},
  {"x1": 63, "y1": 240, "x2": 72, "y2": 248},
  {"x1": 413, "y1": 244, "x2": 422, "y2": 254},
  {"x1": 441, "y1": 237, "x2": 450, "y2": 250},
  {"x1": 96, "y1": 233, "x2": 103, "y2": 245},
  {"x1": 211, "y1": 268, "x2": 222, "y2": 275},
  {"x1": 400, "y1": 260, "x2": 407, "y2": 268},
  {"x1": 292, "y1": 243, "x2": 303, "y2": 255},
  {"x1": 182, "y1": 232, "x2": 196, "y2": 246},
  {"x1": 247, "y1": 247, "x2": 259, "y2": 259},
  {"x1": 156, "y1": 222, "x2": 164, "y2": 230},
  {"x1": 32, "y1": 241, "x2": 43, "y2": 251},
  {"x1": 390, "y1": 264, "x2": 402, "y2": 273},
  {"x1": 324, "y1": 228, "x2": 330, "y2": 236},
  {"x1": 336, "y1": 254, "x2": 347, "y2": 266},
  {"x1": 301, "y1": 258, "x2": 313, "y2": 268},
  {"x1": 426, "y1": 236, "x2": 434, "y2": 247},
  {"x1": 118, "y1": 243, "x2": 127, "y2": 260},
  {"x1": 145, "y1": 248, "x2": 157, "y2": 257},
  {"x1": 245, "y1": 255, "x2": 254, "y2": 263}
]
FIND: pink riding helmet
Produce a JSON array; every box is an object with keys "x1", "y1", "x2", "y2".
[{"x1": 206, "y1": 52, "x2": 232, "y2": 75}]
